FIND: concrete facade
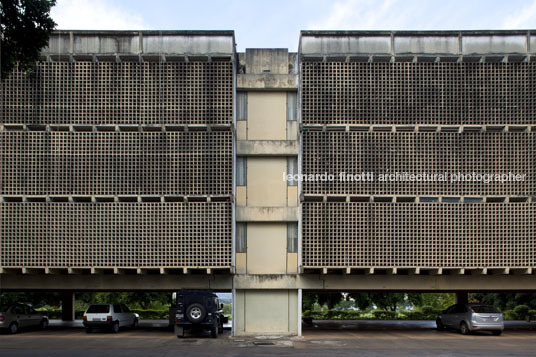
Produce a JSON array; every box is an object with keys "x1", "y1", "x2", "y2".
[
  {"x1": 1, "y1": 30, "x2": 535, "y2": 336},
  {"x1": 232, "y1": 48, "x2": 299, "y2": 336}
]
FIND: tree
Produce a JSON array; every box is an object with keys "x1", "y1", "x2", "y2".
[
  {"x1": 316, "y1": 292, "x2": 344, "y2": 309},
  {"x1": 348, "y1": 292, "x2": 371, "y2": 311},
  {"x1": 369, "y1": 293, "x2": 405, "y2": 311},
  {"x1": 0, "y1": 291, "x2": 60, "y2": 307},
  {"x1": 123, "y1": 292, "x2": 170, "y2": 310},
  {"x1": 302, "y1": 293, "x2": 317, "y2": 311},
  {"x1": 1, "y1": 0, "x2": 56, "y2": 79}
]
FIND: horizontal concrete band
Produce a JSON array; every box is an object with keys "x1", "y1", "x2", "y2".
[
  {"x1": 3, "y1": 273, "x2": 536, "y2": 291},
  {"x1": 237, "y1": 74, "x2": 297, "y2": 90},
  {"x1": 301, "y1": 125, "x2": 535, "y2": 132},
  {"x1": 236, "y1": 140, "x2": 298, "y2": 156},
  {"x1": 300, "y1": 30, "x2": 536, "y2": 55},
  {"x1": 43, "y1": 31, "x2": 235, "y2": 56},
  {"x1": 300, "y1": 54, "x2": 534, "y2": 63},
  {"x1": 1, "y1": 124, "x2": 233, "y2": 132},
  {"x1": 235, "y1": 206, "x2": 298, "y2": 222},
  {"x1": 302, "y1": 196, "x2": 535, "y2": 203},
  {"x1": 0, "y1": 273, "x2": 232, "y2": 291},
  {"x1": 1, "y1": 195, "x2": 232, "y2": 203}
]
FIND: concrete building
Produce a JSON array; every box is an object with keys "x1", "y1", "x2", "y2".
[{"x1": 1, "y1": 30, "x2": 535, "y2": 335}]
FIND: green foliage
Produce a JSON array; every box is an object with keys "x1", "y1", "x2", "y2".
[
  {"x1": 222, "y1": 303, "x2": 232, "y2": 316},
  {"x1": 334, "y1": 296, "x2": 355, "y2": 310},
  {"x1": 399, "y1": 310, "x2": 440, "y2": 320},
  {"x1": 36, "y1": 308, "x2": 170, "y2": 320},
  {"x1": 531, "y1": 310, "x2": 536, "y2": 321},
  {"x1": 513, "y1": 305, "x2": 530, "y2": 320},
  {"x1": 348, "y1": 292, "x2": 370, "y2": 310},
  {"x1": 35, "y1": 308, "x2": 86, "y2": 320},
  {"x1": 132, "y1": 309, "x2": 168, "y2": 320},
  {"x1": 302, "y1": 293, "x2": 317, "y2": 311},
  {"x1": 316, "y1": 292, "x2": 344, "y2": 309},
  {"x1": 303, "y1": 308, "x2": 441, "y2": 320},
  {"x1": 305, "y1": 292, "x2": 456, "y2": 314},
  {"x1": 369, "y1": 293, "x2": 405, "y2": 311},
  {"x1": 503, "y1": 310, "x2": 516, "y2": 320},
  {"x1": 0, "y1": 292, "x2": 61, "y2": 308},
  {"x1": 76, "y1": 292, "x2": 171, "y2": 310},
  {"x1": 303, "y1": 310, "x2": 362, "y2": 320},
  {"x1": 419, "y1": 293, "x2": 455, "y2": 310},
  {"x1": 420, "y1": 306, "x2": 435, "y2": 314},
  {"x1": 470, "y1": 293, "x2": 536, "y2": 311},
  {"x1": 372, "y1": 310, "x2": 397, "y2": 320},
  {"x1": 0, "y1": 0, "x2": 57, "y2": 79}
]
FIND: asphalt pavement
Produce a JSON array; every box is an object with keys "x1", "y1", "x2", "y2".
[{"x1": 1, "y1": 320, "x2": 535, "y2": 356}]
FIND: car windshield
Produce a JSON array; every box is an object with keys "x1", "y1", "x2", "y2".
[
  {"x1": 470, "y1": 305, "x2": 500, "y2": 313},
  {"x1": 86, "y1": 305, "x2": 110, "y2": 313}
]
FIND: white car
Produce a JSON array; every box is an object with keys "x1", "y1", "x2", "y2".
[{"x1": 83, "y1": 304, "x2": 139, "y2": 333}]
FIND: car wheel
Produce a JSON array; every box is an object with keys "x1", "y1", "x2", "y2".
[
  {"x1": 492, "y1": 330, "x2": 502, "y2": 336},
  {"x1": 175, "y1": 325, "x2": 184, "y2": 338},
  {"x1": 111, "y1": 322, "x2": 120, "y2": 333},
  {"x1": 39, "y1": 319, "x2": 49, "y2": 330},
  {"x1": 132, "y1": 318, "x2": 138, "y2": 329},
  {"x1": 186, "y1": 303, "x2": 206, "y2": 324},
  {"x1": 210, "y1": 322, "x2": 218, "y2": 338},
  {"x1": 85, "y1": 328, "x2": 92, "y2": 333},
  {"x1": 460, "y1": 322, "x2": 470, "y2": 335},
  {"x1": 436, "y1": 318, "x2": 444, "y2": 331},
  {"x1": 9, "y1": 322, "x2": 19, "y2": 334}
]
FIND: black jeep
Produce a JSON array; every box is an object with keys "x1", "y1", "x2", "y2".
[{"x1": 173, "y1": 289, "x2": 226, "y2": 338}]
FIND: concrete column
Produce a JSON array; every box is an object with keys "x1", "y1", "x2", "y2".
[
  {"x1": 455, "y1": 291, "x2": 468, "y2": 305},
  {"x1": 297, "y1": 288, "x2": 302, "y2": 337},
  {"x1": 61, "y1": 291, "x2": 75, "y2": 321},
  {"x1": 233, "y1": 289, "x2": 299, "y2": 336}
]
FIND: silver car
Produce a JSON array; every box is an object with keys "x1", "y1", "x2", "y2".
[
  {"x1": 436, "y1": 304, "x2": 504, "y2": 335},
  {"x1": 0, "y1": 303, "x2": 49, "y2": 334}
]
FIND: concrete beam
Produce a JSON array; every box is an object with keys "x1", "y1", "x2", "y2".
[
  {"x1": 233, "y1": 275, "x2": 322, "y2": 290},
  {"x1": 236, "y1": 140, "x2": 298, "y2": 156},
  {"x1": 42, "y1": 30, "x2": 235, "y2": 56},
  {"x1": 319, "y1": 274, "x2": 536, "y2": 291},
  {"x1": 235, "y1": 206, "x2": 298, "y2": 222},
  {"x1": 0, "y1": 274, "x2": 233, "y2": 291},
  {"x1": 300, "y1": 31, "x2": 532, "y2": 56},
  {"x1": 229, "y1": 274, "x2": 536, "y2": 291},
  {"x1": 3, "y1": 273, "x2": 536, "y2": 291},
  {"x1": 237, "y1": 74, "x2": 297, "y2": 90}
]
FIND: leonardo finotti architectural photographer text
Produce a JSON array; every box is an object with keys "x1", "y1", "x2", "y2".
[{"x1": 283, "y1": 172, "x2": 527, "y2": 184}]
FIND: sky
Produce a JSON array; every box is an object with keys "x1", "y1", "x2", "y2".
[{"x1": 50, "y1": 0, "x2": 536, "y2": 51}]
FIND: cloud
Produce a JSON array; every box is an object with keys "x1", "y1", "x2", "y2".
[
  {"x1": 51, "y1": 0, "x2": 149, "y2": 30},
  {"x1": 307, "y1": 0, "x2": 410, "y2": 30},
  {"x1": 502, "y1": 0, "x2": 536, "y2": 29}
]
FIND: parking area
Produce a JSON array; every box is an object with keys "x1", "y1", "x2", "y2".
[{"x1": 1, "y1": 320, "x2": 535, "y2": 356}]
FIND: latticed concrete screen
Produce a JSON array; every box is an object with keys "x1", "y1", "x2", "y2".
[
  {"x1": 0, "y1": 202, "x2": 232, "y2": 268},
  {"x1": 300, "y1": 32, "x2": 536, "y2": 271},
  {"x1": 0, "y1": 61, "x2": 233, "y2": 125},
  {"x1": 0, "y1": 131, "x2": 232, "y2": 196},
  {"x1": 302, "y1": 202, "x2": 536, "y2": 268},
  {"x1": 301, "y1": 62, "x2": 536, "y2": 125},
  {"x1": 0, "y1": 32, "x2": 234, "y2": 271},
  {"x1": 302, "y1": 131, "x2": 535, "y2": 196}
]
